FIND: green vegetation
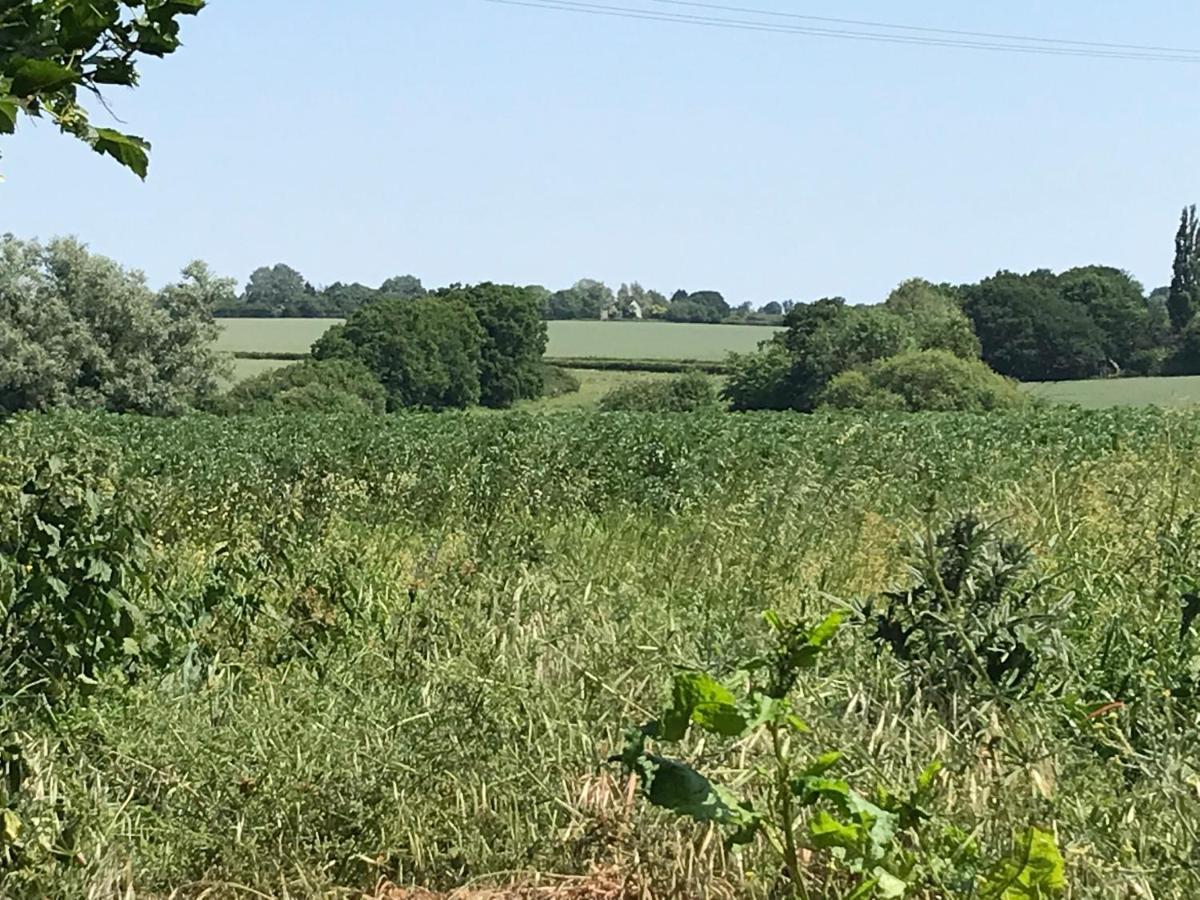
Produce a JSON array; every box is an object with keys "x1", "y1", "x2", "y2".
[
  {"x1": 1022, "y1": 375, "x2": 1200, "y2": 408},
  {"x1": 2, "y1": 408, "x2": 1199, "y2": 897},
  {"x1": 598, "y1": 370, "x2": 718, "y2": 412},
  {"x1": 210, "y1": 358, "x2": 388, "y2": 416},
  {"x1": 311, "y1": 283, "x2": 547, "y2": 411},
  {"x1": 0, "y1": 236, "x2": 227, "y2": 415},
  {"x1": 821, "y1": 351, "x2": 1028, "y2": 413},
  {"x1": 0, "y1": 1, "x2": 206, "y2": 178}
]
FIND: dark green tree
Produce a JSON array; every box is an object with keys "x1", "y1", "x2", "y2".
[
  {"x1": 313, "y1": 296, "x2": 483, "y2": 410},
  {"x1": 963, "y1": 272, "x2": 1107, "y2": 381},
  {"x1": 1057, "y1": 266, "x2": 1152, "y2": 367},
  {"x1": 433, "y1": 283, "x2": 547, "y2": 408},
  {"x1": 241, "y1": 264, "x2": 316, "y2": 317},
  {"x1": 1169, "y1": 206, "x2": 1200, "y2": 332},
  {"x1": 1, "y1": 0, "x2": 206, "y2": 178},
  {"x1": 379, "y1": 275, "x2": 426, "y2": 299}
]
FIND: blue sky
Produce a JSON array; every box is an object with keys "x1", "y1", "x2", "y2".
[{"x1": 3, "y1": 1, "x2": 1200, "y2": 303}]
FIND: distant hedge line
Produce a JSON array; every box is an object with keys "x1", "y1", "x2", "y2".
[{"x1": 231, "y1": 351, "x2": 733, "y2": 375}]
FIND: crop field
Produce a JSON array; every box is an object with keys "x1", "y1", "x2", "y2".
[
  {"x1": 217, "y1": 318, "x2": 779, "y2": 362},
  {"x1": 3, "y1": 408, "x2": 1200, "y2": 898}
]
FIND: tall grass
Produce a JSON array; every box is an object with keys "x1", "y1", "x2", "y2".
[{"x1": 1, "y1": 408, "x2": 1198, "y2": 897}]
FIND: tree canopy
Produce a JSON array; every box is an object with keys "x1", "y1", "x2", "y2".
[
  {"x1": 0, "y1": 0, "x2": 206, "y2": 178},
  {"x1": 0, "y1": 235, "x2": 226, "y2": 414}
]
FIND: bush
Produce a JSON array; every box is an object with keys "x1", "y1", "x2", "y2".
[
  {"x1": 722, "y1": 341, "x2": 795, "y2": 411},
  {"x1": 817, "y1": 369, "x2": 906, "y2": 412},
  {"x1": 598, "y1": 371, "x2": 718, "y2": 412},
  {"x1": 0, "y1": 437, "x2": 155, "y2": 706},
  {"x1": 213, "y1": 359, "x2": 387, "y2": 415},
  {"x1": 861, "y1": 513, "x2": 1070, "y2": 708},
  {"x1": 313, "y1": 296, "x2": 484, "y2": 410},
  {"x1": 541, "y1": 365, "x2": 581, "y2": 399},
  {"x1": 821, "y1": 350, "x2": 1028, "y2": 413}
]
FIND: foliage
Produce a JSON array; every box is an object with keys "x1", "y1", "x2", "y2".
[
  {"x1": 433, "y1": 282, "x2": 548, "y2": 408},
  {"x1": 379, "y1": 274, "x2": 426, "y2": 300},
  {"x1": 545, "y1": 279, "x2": 614, "y2": 320},
  {"x1": 1169, "y1": 206, "x2": 1200, "y2": 333},
  {"x1": 1057, "y1": 266, "x2": 1155, "y2": 368},
  {"x1": 0, "y1": 407, "x2": 1196, "y2": 895},
  {"x1": 0, "y1": 0, "x2": 206, "y2": 178},
  {"x1": 313, "y1": 296, "x2": 483, "y2": 410},
  {"x1": 861, "y1": 514, "x2": 1070, "y2": 707},
  {"x1": 0, "y1": 438, "x2": 154, "y2": 707},
  {"x1": 885, "y1": 279, "x2": 981, "y2": 360},
  {"x1": 598, "y1": 371, "x2": 717, "y2": 412},
  {"x1": 963, "y1": 272, "x2": 1107, "y2": 381},
  {"x1": 821, "y1": 351, "x2": 1029, "y2": 413},
  {"x1": 210, "y1": 359, "x2": 387, "y2": 416},
  {"x1": 0, "y1": 236, "x2": 226, "y2": 415},
  {"x1": 541, "y1": 364, "x2": 581, "y2": 399},
  {"x1": 722, "y1": 340, "x2": 796, "y2": 411}
]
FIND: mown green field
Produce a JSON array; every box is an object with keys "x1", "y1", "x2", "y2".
[
  {"x1": 217, "y1": 318, "x2": 779, "y2": 361},
  {"x1": 1025, "y1": 375, "x2": 1200, "y2": 408},
  {"x1": 3, "y1": 408, "x2": 1200, "y2": 898}
]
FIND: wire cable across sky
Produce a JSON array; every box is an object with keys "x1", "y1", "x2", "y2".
[{"x1": 480, "y1": 0, "x2": 1200, "y2": 63}]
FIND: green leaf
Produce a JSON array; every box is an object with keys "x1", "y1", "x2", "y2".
[
  {"x1": 8, "y1": 58, "x2": 80, "y2": 97},
  {"x1": 90, "y1": 128, "x2": 150, "y2": 179},
  {"x1": 810, "y1": 810, "x2": 861, "y2": 850},
  {"x1": 980, "y1": 827, "x2": 1066, "y2": 899},
  {"x1": 642, "y1": 755, "x2": 752, "y2": 828},
  {"x1": 801, "y1": 750, "x2": 844, "y2": 778},
  {"x1": 0, "y1": 98, "x2": 17, "y2": 134},
  {"x1": 874, "y1": 868, "x2": 908, "y2": 898},
  {"x1": 669, "y1": 671, "x2": 748, "y2": 738}
]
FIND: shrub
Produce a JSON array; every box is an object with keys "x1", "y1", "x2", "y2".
[
  {"x1": 313, "y1": 296, "x2": 483, "y2": 410},
  {"x1": 213, "y1": 359, "x2": 387, "y2": 415},
  {"x1": 722, "y1": 341, "x2": 795, "y2": 411},
  {"x1": 0, "y1": 438, "x2": 156, "y2": 706},
  {"x1": 861, "y1": 514, "x2": 1070, "y2": 709},
  {"x1": 821, "y1": 350, "x2": 1028, "y2": 413},
  {"x1": 598, "y1": 371, "x2": 717, "y2": 412},
  {"x1": 540, "y1": 365, "x2": 581, "y2": 399}
]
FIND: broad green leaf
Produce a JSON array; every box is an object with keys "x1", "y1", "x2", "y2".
[
  {"x1": 90, "y1": 128, "x2": 150, "y2": 179},
  {"x1": 642, "y1": 754, "x2": 752, "y2": 828},
  {"x1": 810, "y1": 810, "x2": 861, "y2": 850},
  {"x1": 673, "y1": 671, "x2": 737, "y2": 712},
  {"x1": 670, "y1": 671, "x2": 748, "y2": 737},
  {"x1": 0, "y1": 98, "x2": 17, "y2": 134},
  {"x1": 794, "y1": 775, "x2": 851, "y2": 806},
  {"x1": 691, "y1": 702, "x2": 749, "y2": 737},
  {"x1": 8, "y1": 58, "x2": 80, "y2": 97},
  {"x1": 874, "y1": 868, "x2": 908, "y2": 898},
  {"x1": 980, "y1": 827, "x2": 1066, "y2": 899}
]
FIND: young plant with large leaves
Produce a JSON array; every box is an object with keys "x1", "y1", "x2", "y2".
[{"x1": 0, "y1": 0, "x2": 206, "y2": 178}]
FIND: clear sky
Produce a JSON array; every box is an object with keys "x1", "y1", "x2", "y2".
[{"x1": 3, "y1": 1, "x2": 1200, "y2": 303}]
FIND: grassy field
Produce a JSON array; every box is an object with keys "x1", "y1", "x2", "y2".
[
  {"x1": 4, "y1": 408, "x2": 1200, "y2": 898},
  {"x1": 1025, "y1": 375, "x2": 1200, "y2": 408},
  {"x1": 217, "y1": 318, "x2": 779, "y2": 361}
]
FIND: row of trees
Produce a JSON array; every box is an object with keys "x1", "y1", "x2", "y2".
[{"x1": 215, "y1": 266, "x2": 783, "y2": 325}]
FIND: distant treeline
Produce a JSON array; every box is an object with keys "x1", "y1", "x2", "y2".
[{"x1": 212, "y1": 265, "x2": 783, "y2": 325}]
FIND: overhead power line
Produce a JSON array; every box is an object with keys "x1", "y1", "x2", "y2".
[
  {"x1": 643, "y1": 0, "x2": 1200, "y2": 57},
  {"x1": 480, "y1": 0, "x2": 1200, "y2": 63}
]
